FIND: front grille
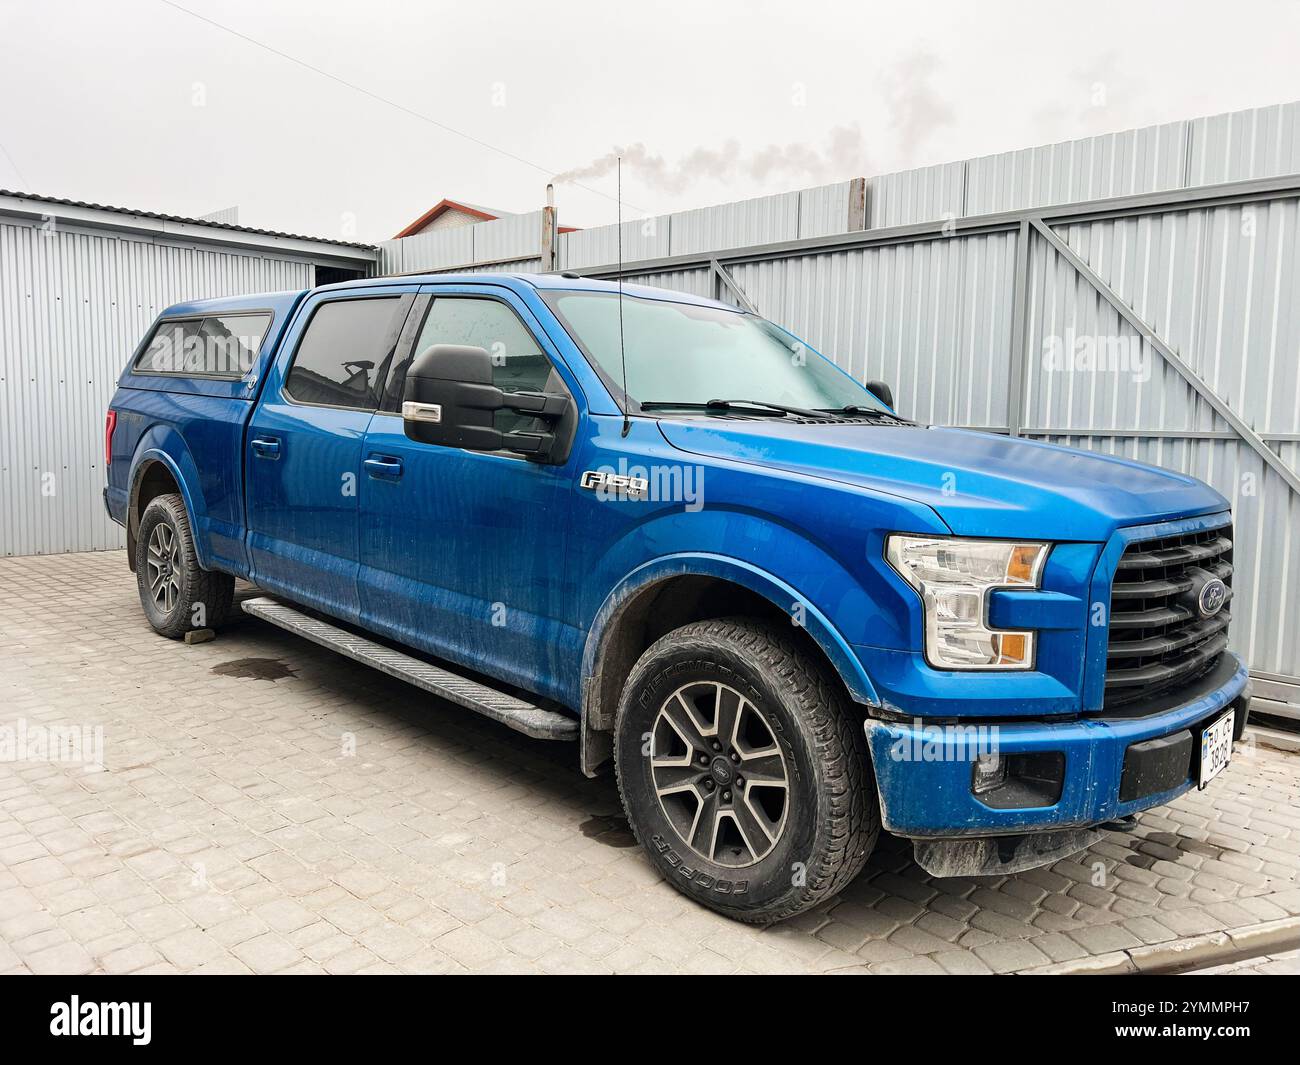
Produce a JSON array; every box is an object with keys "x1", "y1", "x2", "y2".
[{"x1": 1104, "y1": 523, "x2": 1233, "y2": 707}]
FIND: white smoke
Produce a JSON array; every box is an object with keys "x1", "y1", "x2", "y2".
[
  {"x1": 552, "y1": 126, "x2": 870, "y2": 193},
  {"x1": 553, "y1": 51, "x2": 954, "y2": 194}
]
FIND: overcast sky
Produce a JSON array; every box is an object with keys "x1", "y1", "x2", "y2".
[{"x1": 3, "y1": 0, "x2": 1300, "y2": 243}]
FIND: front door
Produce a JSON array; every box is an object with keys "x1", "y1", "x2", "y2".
[
  {"x1": 357, "y1": 286, "x2": 584, "y2": 701},
  {"x1": 245, "y1": 288, "x2": 413, "y2": 622}
]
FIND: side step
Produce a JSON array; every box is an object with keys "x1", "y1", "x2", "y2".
[{"x1": 240, "y1": 596, "x2": 577, "y2": 741}]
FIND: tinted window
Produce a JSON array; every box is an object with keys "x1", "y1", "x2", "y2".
[
  {"x1": 137, "y1": 320, "x2": 197, "y2": 374},
  {"x1": 199, "y1": 315, "x2": 269, "y2": 375},
  {"x1": 284, "y1": 297, "x2": 401, "y2": 409},
  {"x1": 392, "y1": 297, "x2": 557, "y2": 433},
  {"x1": 134, "y1": 313, "x2": 270, "y2": 377}
]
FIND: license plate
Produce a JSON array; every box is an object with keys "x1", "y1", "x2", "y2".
[{"x1": 1199, "y1": 710, "x2": 1235, "y2": 789}]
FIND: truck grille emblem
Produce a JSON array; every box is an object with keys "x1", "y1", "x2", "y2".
[{"x1": 1198, "y1": 577, "x2": 1227, "y2": 618}]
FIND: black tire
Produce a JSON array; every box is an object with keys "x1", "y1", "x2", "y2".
[
  {"x1": 134, "y1": 493, "x2": 234, "y2": 639},
  {"x1": 614, "y1": 617, "x2": 879, "y2": 924}
]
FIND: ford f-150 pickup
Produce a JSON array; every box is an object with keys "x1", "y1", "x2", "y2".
[{"x1": 104, "y1": 272, "x2": 1251, "y2": 922}]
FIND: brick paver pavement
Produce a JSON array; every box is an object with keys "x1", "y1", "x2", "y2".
[
  {"x1": 1191, "y1": 947, "x2": 1300, "y2": 975},
  {"x1": 2, "y1": 551, "x2": 1299, "y2": 974}
]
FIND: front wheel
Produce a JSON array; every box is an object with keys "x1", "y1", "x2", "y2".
[
  {"x1": 134, "y1": 493, "x2": 234, "y2": 639},
  {"x1": 614, "y1": 617, "x2": 879, "y2": 924}
]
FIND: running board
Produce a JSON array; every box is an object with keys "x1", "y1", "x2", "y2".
[{"x1": 240, "y1": 596, "x2": 577, "y2": 741}]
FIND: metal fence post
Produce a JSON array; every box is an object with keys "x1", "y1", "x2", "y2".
[{"x1": 1007, "y1": 218, "x2": 1032, "y2": 437}]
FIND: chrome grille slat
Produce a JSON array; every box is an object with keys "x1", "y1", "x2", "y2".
[
  {"x1": 1104, "y1": 522, "x2": 1233, "y2": 707},
  {"x1": 1104, "y1": 633, "x2": 1230, "y2": 689},
  {"x1": 1116, "y1": 536, "x2": 1232, "y2": 570},
  {"x1": 1109, "y1": 559, "x2": 1232, "y2": 599},
  {"x1": 1104, "y1": 613, "x2": 1231, "y2": 659},
  {"x1": 1109, "y1": 574, "x2": 1195, "y2": 599}
]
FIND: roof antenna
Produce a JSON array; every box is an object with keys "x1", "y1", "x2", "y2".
[{"x1": 617, "y1": 155, "x2": 631, "y2": 438}]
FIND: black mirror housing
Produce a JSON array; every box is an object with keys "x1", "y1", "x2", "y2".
[
  {"x1": 864, "y1": 379, "x2": 894, "y2": 409},
  {"x1": 402, "y1": 344, "x2": 572, "y2": 461}
]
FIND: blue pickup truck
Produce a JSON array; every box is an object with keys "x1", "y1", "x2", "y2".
[{"x1": 104, "y1": 272, "x2": 1251, "y2": 923}]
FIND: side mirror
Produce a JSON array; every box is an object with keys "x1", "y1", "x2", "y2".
[
  {"x1": 402, "y1": 344, "x2": 572, "y2": 461},
  {"x1": 864, "y1": 379, "x2": 894, "y2": 409}
]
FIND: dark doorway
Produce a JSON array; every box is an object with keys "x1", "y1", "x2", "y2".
[{"x1": 315, "y1": 265, "x2": 367, "y2": 287}]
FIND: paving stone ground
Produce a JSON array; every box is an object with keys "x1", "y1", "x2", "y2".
[
  {"x1": 2, "y1": 550, "x2": 1299, "y2": 974},
  {"x1": 1192, "y1": 947, "x2": 1300, "y2": 975}
]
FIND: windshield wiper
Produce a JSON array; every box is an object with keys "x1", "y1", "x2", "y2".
[
  {"x1": 639, "y1": 399, "x2": 833, "y2": 419},
  {"x1": 818, "y1": 405, "x2": 914, "y2": 425}
]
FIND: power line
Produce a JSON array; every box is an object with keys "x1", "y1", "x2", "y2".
[
  {"x1": 156, "y1": 0, "x2": 649, "y2": 215},
  {"x1": 0, "y1": 137, "x2": 29, "y2": 189}
]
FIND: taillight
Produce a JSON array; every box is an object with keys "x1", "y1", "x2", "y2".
[{"x1": 105, "y1": 410, "x2": 117, "y2": 468}]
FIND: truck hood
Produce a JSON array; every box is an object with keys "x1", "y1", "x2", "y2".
[{"x1": 656, "y1": 420, "x2": 1229, "y2": 540}]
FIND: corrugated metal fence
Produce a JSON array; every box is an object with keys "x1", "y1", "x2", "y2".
[
  {"x1": 0, "y1": 211, "x2": 368, "y2": 556},
  {"x1": 379, "y1": 101, "x2": 1300, "y2": 698}
]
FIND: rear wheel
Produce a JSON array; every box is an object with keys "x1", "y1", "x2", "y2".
[
  {"x1": 614, "y1": 617, "x2": 879, "y2": 923},
  {"x1": 134, "y1": 493, "x2": 234, "y2": 638}
]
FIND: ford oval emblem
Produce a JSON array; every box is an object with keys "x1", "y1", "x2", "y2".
[{"x1": 1198, "y1": 577, "x2": 1227, "y2": 618}]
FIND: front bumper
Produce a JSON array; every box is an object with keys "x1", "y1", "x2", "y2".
[{"x1": 864, "y1": 653, "x2": 1250, "y2": 838}]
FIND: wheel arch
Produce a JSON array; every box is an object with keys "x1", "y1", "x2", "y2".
[
  {"x1": 126, "y1": 448, "x2": 203, "y2": 571},
  {"x1": 578, "y1": 554, "x2": 880, "y2": 776}
]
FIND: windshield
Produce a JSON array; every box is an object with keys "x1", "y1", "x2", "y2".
[{"x1": 544, "y1": 291, "x2": 889, "y2": 413}]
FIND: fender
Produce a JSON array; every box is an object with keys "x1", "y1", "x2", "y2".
[
  {"x1": 126, "y1": 439, "x2": 209, "y2": 569},
  {"x1": 578, "y1": 552, "x2": 882, "y2": 775}
]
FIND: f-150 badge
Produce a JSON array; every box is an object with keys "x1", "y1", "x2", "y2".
[{"x1": 580, "y1": 470, "x2": 649, "y2": 499}]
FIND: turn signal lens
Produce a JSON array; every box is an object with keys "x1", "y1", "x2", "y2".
[
  {"x1": 1007, "y1": 545, "x2": 1041, "y2": 584},
  {"x1": 886, "y1": 536, "x2": 1049, "y2": 670}
]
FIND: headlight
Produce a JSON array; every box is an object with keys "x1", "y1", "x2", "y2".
[{"x1": 886, "y1": 536, "x2": 1049, "y2": 670}]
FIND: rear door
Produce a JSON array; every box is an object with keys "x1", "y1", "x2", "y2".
[{"x1": 245, "y1": 287, "x2": 414, "y2": 622}]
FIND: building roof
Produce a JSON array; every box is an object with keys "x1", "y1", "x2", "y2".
[
  {"x1": 0, "y1": 189, "x2": 376, "y2": 251},
  {"x1": 392, "y1": 198, "x2": 516, "y2": 239}
]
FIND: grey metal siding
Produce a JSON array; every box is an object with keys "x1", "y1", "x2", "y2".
[
  {"x1": 618, "y1": 267, "x2": 715, "y2": 300},
  {"x1": 720, "y1": 231, "x2": 1017, "y2": 428},
  {"x1": 666, "y1": 191, "x2": 802, "y2": 256},
  {"x1": 559, "y1": 218, "x2": 673, "y2": 272},
  {"x1": 377, "y1": 227, "x2": 473, "y2": 274},
  {"x1": 869, "y1": 161, "x2": 966, "y2": 227},
  {"x1": 0, "y1": 218, "x2": 313, "y2": 556},
  {"x1": 1187, "y1": 101, "x2": 1300, "y2": 186},
  {"x1": 380, "y1": 212, "x2": 545, "y2": 274},
  {"x1": 966, "y1": 121, "x2": 1189, "y2": 217}
]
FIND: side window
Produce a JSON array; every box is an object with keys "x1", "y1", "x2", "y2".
[
  {"x1": 197, "y1": 314, "x2": 269, "y2": 376},
  {"x1": 390, "y1": 297, "x2": 558, "y2": 433},
  {"x1": 133, "y1": 313, "x2": 270, "y2": 377},
  {"x1": 284, "y1": 297, "x2": 402, "y2": 410},
  {"x1": 137, "y1": 320, "x2": 199, "y2": 374}
]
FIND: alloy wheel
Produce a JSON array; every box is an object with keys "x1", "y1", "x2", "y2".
[
  {"x1": 650, "y1": 681, "x2": 790, "y2": 867},
  {"x1": 146, "y1": 521, "x2": 182, "y2": 614}
]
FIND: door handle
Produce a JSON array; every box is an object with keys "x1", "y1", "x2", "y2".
[
  {"x1": 251, "y1": 437, "x2": 281, "y2": 459},
  {"x1": 364, "y1": 456, "x2": 404, "y2": 481}
]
